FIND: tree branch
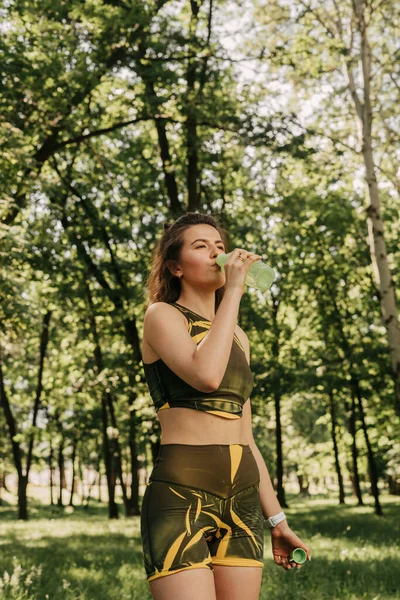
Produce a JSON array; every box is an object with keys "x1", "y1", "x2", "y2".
[{"x1": 55, "y1": 116, "x2": 153, "y2": 150}]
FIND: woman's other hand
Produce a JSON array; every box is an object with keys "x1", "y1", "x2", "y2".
[{"x1": 270, "y1": 521, "x2": 312, "y2": 570}]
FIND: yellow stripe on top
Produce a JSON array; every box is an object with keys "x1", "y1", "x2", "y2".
[
  {"x1": 191, "y1": 320, "x2": 211, "y2": 344},
  {"x1": 207, "y1": 410, "x2": 241, "y2": 420},
  {"x1": 229, "y1": 444, "x2": 243, "y2": 484}
]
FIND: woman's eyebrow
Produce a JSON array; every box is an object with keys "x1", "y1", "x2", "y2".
[{"x1": 190, "y1": 238, "x2": 225, "y2": 245}]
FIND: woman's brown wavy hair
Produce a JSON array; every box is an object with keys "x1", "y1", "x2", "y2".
[{"x1": 144, "y1": 212, "x2": 230, "y2": 312}]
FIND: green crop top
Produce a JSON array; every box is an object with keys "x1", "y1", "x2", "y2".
[{"x1": 142, "y1": 302, "x2": 254, "y2": 419}]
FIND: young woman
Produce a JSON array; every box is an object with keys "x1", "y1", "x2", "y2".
[{"x1": 140, "y1": 212, "x2": 311, "y2": 600}]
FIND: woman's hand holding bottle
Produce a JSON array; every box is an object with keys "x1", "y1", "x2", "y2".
[
  {"x1": 221, "y1": 248, "x2": 262, "y2": 296},
  {"x1": 217, "y1": 248, "x2": 275, "y2": 293}
]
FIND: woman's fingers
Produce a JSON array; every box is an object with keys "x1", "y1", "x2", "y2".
[
  {"x1": 230, "y1": 248, "x2": 262, "y2": 263},
  {"x1": 275, "y1": 554, "x2": 283, "y2": 566},
  {"x1": 282, "y1": 557, "x2": 291, "y2": 570},
  {"x1": 276, "y1": 555, "x2": 302, "y2": 571},
  {"x1": 276, "y1": 555, "x2": 288, "y2": 569},
  {"x1": 223, "y1": 248, "x2": 262, "y2": 295}
]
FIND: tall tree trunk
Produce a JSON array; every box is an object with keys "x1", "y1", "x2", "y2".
[
  {"x1": 186, "y1": 0, "x2": 201, "y2": 210},
  {"x1": 354, "y1": 383, "x2": 383, "y2": 516},
  {"x1": 98, "y1": 459, "x2": 102, "y2": 503},
  {"x1": 84, "y1": 281, "x2": 120, "y2": 518},
  {"x1": 69, "y1": 441, "x2": 77, "y2": 507},
  {"x1": 18, "y1": 475, "x2": 28, "y2": 521},
  {"x1": 105, "y1": 390, "x2": 135, "y2": 515},
  {"x1": 348, "y1": 390, "x2": 364, "y2": 505},
  {"x1": 328, "y1": 388, "x2": 346, "y2": 504},
  {"x1": 344, "y1": 1, "x2": 400, "y2": 415},
  {"x1": 135, "y1": 36, "x2": 180, "y2": 212},
  {"x1": 270, "y1": 296, "x2": 287, "y2": 507},
  {"x1": 274, "y1": 388, "x2": 287, "y2": 507},
  {"x1": 0, "y1": 354, "x2": 24, "y2": 514},
  {"x1": 58, "y1": 438, "x2": 65, "y2": 507},
  {"x1": 296, "y1": 473, "x2": 310, "y2": 496},
  {"x1": 127, "y1": 398, "x2": 140, "y2": 516},
  {"x1": 49, "y1": 439, "x2": 54, "y2": 506},
  {"x1": 387, "y1": 475, "x2": 400, "y2": 495},
  {"x1": 0, "y1": 312, "x2": 52, "y2": 520},
  {"x1": 2, "y1": 473, "x2": 11, "y2": 493},
  {"x1": 78, "y1": 457, "x2": 85, "y2": 506},
  {"x1": 85, "y1": 469, "x2": 97, "y2": 507},
  {"x1": 101, "y1": 392, "x2": 119, "y2": 519}
]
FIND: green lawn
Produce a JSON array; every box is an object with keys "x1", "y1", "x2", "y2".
[{"x1": 0, "y1": 493, "x2": 399, "y2": 600}]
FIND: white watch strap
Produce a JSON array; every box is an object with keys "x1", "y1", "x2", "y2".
[{"x1": 266, "y1": 511, "x2": 287, "y2": 528}]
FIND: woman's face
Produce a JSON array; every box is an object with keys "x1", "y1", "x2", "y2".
[{"x1": 176, "y1": 224, "x2": 226, "y2": 288}]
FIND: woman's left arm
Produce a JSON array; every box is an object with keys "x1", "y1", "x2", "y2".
[
  {"x1": 243, "y1": 432, "x2": 287, "y2": 528},
  {"x1": 237, "y1": 325, "x2": 287, "y2": 521},
  {"x1": 238, "y1": 328, "x2": 311, "y2": 570}
]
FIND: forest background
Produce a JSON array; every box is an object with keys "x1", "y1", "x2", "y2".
[{"x1": 0, "y1": 1, "x2": 399, "y2": 598}]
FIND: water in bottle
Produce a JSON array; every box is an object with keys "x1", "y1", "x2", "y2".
[{"x1": 216, "y1": 252, "x2": 275, "y2": 292}]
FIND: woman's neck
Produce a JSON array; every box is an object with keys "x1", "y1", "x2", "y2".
[{"x1": 176, "y1": 296, "x2": 215, "y2": 321}]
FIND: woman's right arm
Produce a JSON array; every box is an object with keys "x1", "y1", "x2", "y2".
[
  {"x1": 143, "y1": 248, "x2": 261, "y2": 392},
  {"x1": 191, "y1": 248, "x2": 261, "y2": 390}
]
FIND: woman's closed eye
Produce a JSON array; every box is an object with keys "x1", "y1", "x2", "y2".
[{"x1": 196, "y1": 245, "x2": 224, "y2": 250}]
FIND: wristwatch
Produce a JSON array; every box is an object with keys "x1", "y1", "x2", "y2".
[{"x1": 266, "y1": 511, "x2": 287, "y2": 528}]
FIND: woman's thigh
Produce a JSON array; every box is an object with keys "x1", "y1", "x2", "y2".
[
  {"x1": 213, "y1": 565, "x2": 263, "y2": 600},
  {"x1": 149, "y1": 568, "x2": 217, "y2": 600}
]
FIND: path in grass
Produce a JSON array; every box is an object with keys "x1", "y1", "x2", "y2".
[{"x1": 0, "y1": 494, "x2": 399, "y2": 600}]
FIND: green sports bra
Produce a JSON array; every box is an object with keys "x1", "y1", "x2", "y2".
[{"x1": 142, "y1": 302, "x2": 254, "y2": 419}]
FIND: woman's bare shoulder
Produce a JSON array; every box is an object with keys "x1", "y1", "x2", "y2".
[{"x1": 143, "y1": 303, "x2": 189, "y2": 335}]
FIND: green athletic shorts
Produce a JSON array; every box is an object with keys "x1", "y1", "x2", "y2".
[{"x1": 140, "y1": 443, "x2": 264, "y2": 582}]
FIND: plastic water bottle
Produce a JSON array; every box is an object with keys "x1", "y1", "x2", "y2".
[{"x1": 216, "y1": 252, "x2": 275, "y2": 292}]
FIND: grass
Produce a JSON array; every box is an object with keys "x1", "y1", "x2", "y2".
[{"x1": 0, "y1": 491, "x2": 399, "y2": 600}]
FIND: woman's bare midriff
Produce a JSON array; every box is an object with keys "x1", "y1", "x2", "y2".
[
  {"x1": 157, "y1": 406, "x2": 249, "y2": 445},
  {"x1": 142, "y1": 321, "x2": 250, "y2": 446}
]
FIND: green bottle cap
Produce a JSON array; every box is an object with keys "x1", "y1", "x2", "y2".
[{"x1": 289, "y1": 548, "x2": 307, "y2": 564}]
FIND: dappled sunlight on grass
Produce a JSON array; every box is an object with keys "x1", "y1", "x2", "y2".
[
  {"x1": 258, "y1": 495, "x2": 400, "y2": 600},
  {"x1": 0, "y1": 495, "x2": 399, "y2": 599}
]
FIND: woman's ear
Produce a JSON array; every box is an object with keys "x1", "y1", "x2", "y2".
[{"x1": 166, "y1": 259, "x2": 179, "y2": 277}]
